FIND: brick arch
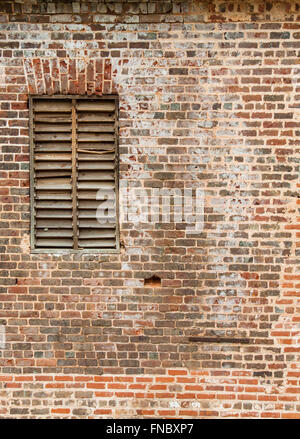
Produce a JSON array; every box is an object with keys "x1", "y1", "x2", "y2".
[{"x1": 23, "y1": 57, "x2": 114, "y2": 96}]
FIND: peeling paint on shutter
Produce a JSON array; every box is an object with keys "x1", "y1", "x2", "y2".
[{"x1": 30, "y1": 96, "x2": 119, "y2": 252}]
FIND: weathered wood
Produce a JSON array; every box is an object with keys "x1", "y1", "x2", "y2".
[
  {"x1": 78, "y1": 171, "x2": 114, "y2": 180},
  {"x1": 72, "y1": 99, "x2": 78, "y2": 250},
  {"x1": 35, "y1": 133, "x2": 72, "y2": 142},
  {"x1": 36, "y1": 209, "x2": 72, "y2": 218},
  {"x1": 77, "y1": 143, "x2": 115, "y2": 151},
  {"x1": 78, "y1": 161, "x2": 114, "y2": 170},
  {"x1": 33, "y1": 100, "x2": 72, "y2": 112},
  {"x1": 36, "y1": 229, "x2": 73, "y2": 237},
  {"x1": 78, "y1": 219, "x2": 116, "y2": 228},
  {"x1": 34, "y1": 115, "x2": 72, "y2": 123},
  {"x1": 35, "y1": 143, "x2": 71, "y2": 153},
  {"x1": 36, "y1": 200, "x2": 72, "y2": 209},
  {"x1": 78, "y1": 200, "x2": 115, "y2": 209},
  {"x1": 35, "y1": 153, "x2": 71, "y2": 161},
  {"x1": 77, "y1": 123, "x2": 115, "y2": 132},
  {"x1": 78, "y1": 209, "x2": 115, "y2": 219},
  {"x1": 78, "y1": 133, "x2": 115, "y2": 142},
  {"x1": 79, "y1": 229, "x2": 115, "y2": 239},
  {"x1": 76, "y1": 101, "x2": 115, "y2": 112},
  {"x1": 36, "y1": 219, "x2": 72, "y2": 228},
  {"x1": 77, "y1": 112, "x2": 114, "y2": 122},
  {"x1": 36, "y1": 238, "x2": 73, "y2": 247},
  {"x1": 77, "y1": 149, "x2": 115, "y2": 155},
  {"x1": 78, "y1": 239, "x2": 116, "y2": 248},
  {"x1": 34, "y1": 162, "x2": 71, "y2": 170},
  {"x1": 77, "y1": 152, "x2": 114, "y2": 161},
  {"x1": 31, "y1": 95, "x2": 119, "y2": 252},
  {"x1": 29, "y1": 97, "x2": 36, "y2": 251},
  {"x1": 35, "y1": 123, "x2": 71, "y2": 132},
  {"x1": 36, "y1": 171, "x2": 71, "y2": 178},
  {"x1": 77, "y1": 181, "x2": 114, "y2": 189},
  {"x1": 76, "y1": 190, "x2": 97, "y2": 200},
  {"x1": 35, "y1": 190, "x2": 71, "y2": 200},
  {"x1": 35, "y1": 178, "x2": 72, "y2": 190},
  {"x1": 78, "y1": 209, "x2": 101, "y2": 218}
]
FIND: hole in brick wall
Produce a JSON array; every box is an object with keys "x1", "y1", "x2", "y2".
[{"x1": 144, "y1": 275, "x2": 161, "y2": 287}]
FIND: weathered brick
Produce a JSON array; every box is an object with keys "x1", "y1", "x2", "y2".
[{"x1": 0, "y1": 0, "x2": 298, "y2": 420}]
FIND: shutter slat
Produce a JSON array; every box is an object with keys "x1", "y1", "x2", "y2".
[
  {"x1": 77, "y1": 123, "x2": 115, "y2": 133},
  {"x1": 77, "y1": 181, "x2": 114, "y2": 189},
  {"x1": 36, "y1": 201, "x2": 72, "y2": 209},
  {"x1": 35, "y1": 153, "x2": 71, "y2": 161},
  {"x1": 35, "y1": 133, "x2": 72, "y2": 142},
  {"x1": 35, "y1": 162, "x2": 71, "y2": 170},
  {"x1": 78, "y1": 161, "x2": 114, "y2": 170},
  {"x1": 76, "y1": 101, "x2": 115, "y2": 112},
  {"x1": 78, "y1": 153, "x2": 114, "y2": 160},
  {"x1": 78, "y1": 112, "x2": 114, "y2": 122},
  {"x1": 35, "y1": 190, "x2": 71, "y2": 200},
  {"x1": 79, "y1": 229, "x2": 115, "y2": 239},
  {"x1": 36, "y1": 219, "x2": 72, "y2": 228},
  {"x1": 34, "y1": 115, "x2": 71, "y2": 123},
  {"x1": 78, "y1": 133, "x2": 114, "y2": 142},
  {"x1": 78, "y1": 210, "x2": 115, "y2": 219},
  {"x1": 36, "y1": 238, "x2": 73, "y2": 248},
  {"x1": 36, "y1": 184, "x2": 72, "y2": 190},
  {"x1": 35, "y1": 143, "x2": 71, "y2": 153},
  {"x1": 78, "y1": 219, "x2": 116, "y2": 228},
  {"x1": 33, "y1": 100, "x2": 72, "y2": 112},
  {"x1": 78, "y1": 200, "x2": 114, "y2": 209},
  {"x1": 77, "y1": 143, "x2": 115, "y2": 151},
  {"x1": 36, "y1": 171, "x2": 71, "y2": 178},
  {"x1": 78, "y1": 171, "x2": 114, "y2": 180},
  {"x1": 35, "y1": 123, "x2": 71, "y2": 132},
  {"x1": 78, "y1": 239, "x2": 116, "y2": 248},
  {"x1": 36, "y1": 209, "x2": 72, "y2": 218},
  {"x1": 36, "y1": 229, "x2": 73, "y2": 237}
]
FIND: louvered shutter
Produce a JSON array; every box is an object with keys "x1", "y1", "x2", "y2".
[{"x1": 30, "y1": 96, "x2": 119, "y2": 252}]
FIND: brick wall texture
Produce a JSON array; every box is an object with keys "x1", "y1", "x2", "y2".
[{"x1": 0, "y1": 0, "x2": 299, "y2": 419}]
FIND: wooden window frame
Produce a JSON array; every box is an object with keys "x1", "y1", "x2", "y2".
[{"x1": 29, "y1": 94, "x2": 120, "y2": 254}]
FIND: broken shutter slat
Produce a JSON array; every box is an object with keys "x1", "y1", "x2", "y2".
[{"x1": 77, "y1": 143, "x2": 115, "y2": 151}]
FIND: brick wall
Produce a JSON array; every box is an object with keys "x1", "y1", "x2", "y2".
[{"x1": 0, "y1": 0, "x2": 299, "y2": 418}]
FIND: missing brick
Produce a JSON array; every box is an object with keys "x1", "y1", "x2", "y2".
[{"x1": 144, "y1": 275, "x2": 161, "y2": 287}]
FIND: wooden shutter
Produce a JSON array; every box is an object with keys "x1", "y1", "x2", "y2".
[{"x1": 30, "y1": 96, "x2": 119, "y2": 252}]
